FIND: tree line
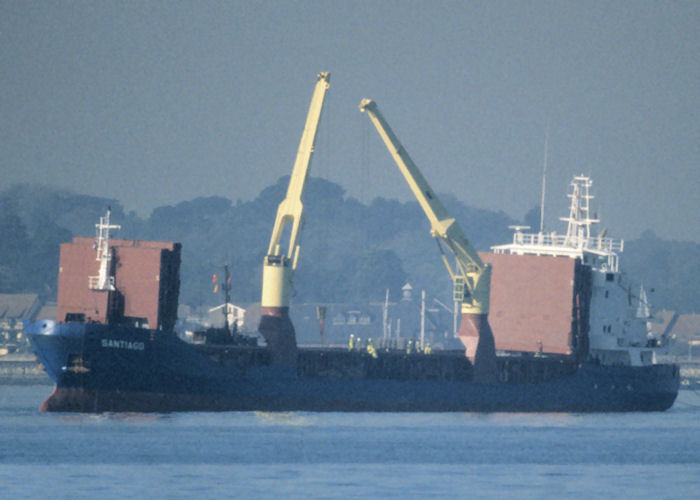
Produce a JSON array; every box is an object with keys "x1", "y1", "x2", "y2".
[{"x1": 0, "y1": 179, "x2": 697, "y2": 314}]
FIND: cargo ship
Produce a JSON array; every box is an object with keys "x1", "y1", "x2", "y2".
[
  {"x1": 25, "y1": 174, "x2": 679, "y2": 413},
  {"x1": 25, "y1": 76, "x2": 678, "y2": 412}
]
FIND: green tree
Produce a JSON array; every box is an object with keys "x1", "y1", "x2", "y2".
[{"x1": 0, "y1": 201, "x2": 30, "y2": 291}]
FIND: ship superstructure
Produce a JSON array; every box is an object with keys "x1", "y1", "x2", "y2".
[{"x1": 492, "y1": 175, "x2": 657, "y2": 366}]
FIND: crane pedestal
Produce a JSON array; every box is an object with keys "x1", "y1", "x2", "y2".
[
  {"x1": 459, "y1": 313, "x2": 498, "y2": 382},
  {"x1": 259, "y1": 307, "x2": 298, "y2": 367}
]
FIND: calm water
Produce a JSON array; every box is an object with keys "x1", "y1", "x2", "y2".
[{"x1": 1, "y1": 386, "x2": 699, "y2": 499}]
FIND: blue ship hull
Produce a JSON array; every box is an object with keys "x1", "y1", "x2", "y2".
[{"x1": 26, "y1": 320, "x2": 680, "y2": 413}]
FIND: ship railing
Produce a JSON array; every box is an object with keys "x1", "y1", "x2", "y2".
[{"x1": 508, "y1": 232, "x2": 623, "y2": 252}]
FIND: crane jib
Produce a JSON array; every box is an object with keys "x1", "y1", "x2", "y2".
[{"x1": 360, "y1": 98, "x2": 490, "y2": 315}]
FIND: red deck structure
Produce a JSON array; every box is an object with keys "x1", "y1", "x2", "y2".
[
  {"x1": 480, "y1": 252, "x2": 590, "y2": 356},
  {"x1": 57, "y1": 237, "x2": 181, "y2": 331}
]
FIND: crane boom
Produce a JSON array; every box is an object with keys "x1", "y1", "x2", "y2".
[
  {"x1": 262, "y1": 72, "x2": 330, "y2": 310},
  {"x1": 266, "y1": 72, "x2": 330, "y2": 264},
  {"x1": 359, "y1": 99, "x2": 490, "y2": 315},
  {"x1": 360, "y1": 98, "x2": 497, "y2": 380},
  {"x1": 259, "y1": 72, "x2": 329, "y2": 367}
]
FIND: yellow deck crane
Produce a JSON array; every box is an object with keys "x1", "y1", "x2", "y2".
[
  {"x1": 259, "y1": 72, "x2": 330, "y2": 366},
  {"x1": 360, "y1": 99, "x2": 497, "y2": 381}
]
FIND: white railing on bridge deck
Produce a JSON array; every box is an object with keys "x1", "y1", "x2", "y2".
[{"x1": 509, "y1": 232, "x2": 624, "y2": 253}]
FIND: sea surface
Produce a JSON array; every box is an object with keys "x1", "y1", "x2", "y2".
[{"x1": 1, "y1": 385, "x2": 699, "y2": 499}]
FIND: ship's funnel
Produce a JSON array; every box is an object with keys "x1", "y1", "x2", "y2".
[
  {"x1": 258, "y1": 306, "x2": 298, "y2": 367},
  {"x1": 459, "y1": 313, "x2": 498, "y2": 382}
]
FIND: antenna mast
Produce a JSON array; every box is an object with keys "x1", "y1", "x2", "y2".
[
  {"x1": 539, "y1": 125, "x2": 549, "y2": 233},
  {"x1": 89, "y1": 207, "x2": 121, "y2": 291},
  {"x1": 221, "y1": 265, "x2": 231, "y2": 332}
]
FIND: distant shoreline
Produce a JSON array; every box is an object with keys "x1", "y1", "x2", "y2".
[{"x1": 0, "y1": 354, "x2": 51, "y2": 385}]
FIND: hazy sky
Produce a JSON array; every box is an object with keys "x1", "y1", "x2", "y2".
[{"x1": 2, "y1": 1, "x2": 698, "y2": 242}]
